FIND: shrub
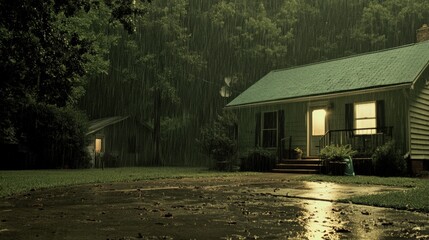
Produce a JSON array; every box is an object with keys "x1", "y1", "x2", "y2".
[
  {"x1": 198, "y1": 111, "x2": 238, "y2": 170},
  {"x1": 240, "y1": 148, "x2": 276, "y2": 172},
  {"x1": 18, "y1": 102, "x2": 90, "y2": 169},
  {"x1": 372, "y1": 141, "x2": 407, "y2": 177}
]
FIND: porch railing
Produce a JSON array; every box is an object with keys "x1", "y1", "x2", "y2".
[{"x1": 318, "y1": 127, "x2": 393, "y2": 157}]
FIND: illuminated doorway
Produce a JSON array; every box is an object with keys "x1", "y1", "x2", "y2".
[{"x1": 308, "y1": 108, "x2": 327, "y2": 156}]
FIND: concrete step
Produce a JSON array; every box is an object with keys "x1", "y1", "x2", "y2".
[
  {"x1": 272, "y1": 168, "x2": 319, "y2": 174},
  {"x1": 275, "y1": 163, "x2": 321, "y2": 169},
  {"x1": 279, "y1": 159, "x2": 322, "y2": 165},
  {"x1": 274, "y1": 158, "x2": 322, "y2": 174}
]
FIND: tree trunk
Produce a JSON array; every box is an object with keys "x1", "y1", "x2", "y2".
[{"x1": 153, "y1": 89, "x2": 162, "y2": 165}]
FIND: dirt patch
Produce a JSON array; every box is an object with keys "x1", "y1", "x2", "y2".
[{"x1": 0, "y1": 174, "x2": 428, "y2": 239}]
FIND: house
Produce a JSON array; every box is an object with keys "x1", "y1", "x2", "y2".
[
  {"x1": 86, "y1": 116, "x2": 153, "y2": 167},
  {"x1": 226, "y1": 24, "x2": 429, "y2": 174}
]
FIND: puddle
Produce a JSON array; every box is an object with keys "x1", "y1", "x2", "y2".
[
  {"x1": 254, "y1": 181, "x2": 407, "y2": 201},
  {"x1": 0, "y1": 176, "x2": 427, "y2": 239}
]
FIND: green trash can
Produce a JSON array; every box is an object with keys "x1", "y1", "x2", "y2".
[{"x1": 343, "y1": 156, "x2": 355, "y2": 176}]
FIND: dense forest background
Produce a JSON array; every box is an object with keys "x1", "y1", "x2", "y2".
[{"x1": 2, "y1": 0, "x2": 429, "y2": 167}]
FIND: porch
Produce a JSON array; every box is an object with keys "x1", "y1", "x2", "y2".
[
  {"x1": 318, "y1": 127, "x2": 393, "y2": 157},
  {"x1": 273, "y1": 127, "x2": 393, "y2": 174}
]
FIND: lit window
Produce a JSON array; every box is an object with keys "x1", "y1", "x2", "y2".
[
  {"x1": 262, "y1": 111, "x2": 277, "y2": 148},
  {"x1": 355, "y1": 102, "x2": 376, "y2": 135},
  {"x1": 312, "y1": 109, "x2": 326, "y2": 136},
  {"x1": 95, "y1": 138, "x2": 103, "y2": 153}
]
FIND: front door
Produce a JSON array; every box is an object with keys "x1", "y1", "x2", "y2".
[{"x1": 308, "y1": 108, "x2": 327, "y2": 156}]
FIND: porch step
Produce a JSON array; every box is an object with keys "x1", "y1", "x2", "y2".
[
  {"x1": 275, "y1": 163, "x2": 320, "y2": 169},
  {"x1": 272, "y1": 168, "x2": 319, "y2": 174},
  {"x1": 272, "y1": 158, "x2": 322, "y2": 174},
  {"x1": 278, "y1": 159, "x2": 322, "y2": 165}
]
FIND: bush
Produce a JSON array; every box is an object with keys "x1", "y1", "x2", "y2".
[
  {"x1": 240, "y1": 148, "x2": 276, "y2": 172},
  {"x1": 372, "y1": 141, "x2": 407, "y2": 177},
  {"x1": 198, "y1": 112, "x2": 238, "y2": 170},
  {"x1": 18, "y1": 102, "x2": 90, "y2": 169}
]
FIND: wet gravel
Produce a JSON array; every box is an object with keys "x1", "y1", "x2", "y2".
[{"x1": 0, "y1": 174, "x2": 428, "y2": 239}]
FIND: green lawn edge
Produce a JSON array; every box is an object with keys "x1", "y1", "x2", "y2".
[
  {"x1": 297, "y1": 175, "x2": 429, "y2": 213},
  {"x1": 0, "y1": 167, "x2": 257, "y2": 198}
]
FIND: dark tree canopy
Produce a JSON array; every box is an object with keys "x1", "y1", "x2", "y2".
[
  {"x1": 0, "y1": 0, "x2": 150, "y2": 168},
  {"x1": 2, "y1": 0, "x2": 429, "y2": 168}
]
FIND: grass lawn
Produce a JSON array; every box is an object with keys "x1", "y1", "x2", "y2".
[
  {"x1": 2, "y1": 168, "x2": 428, "y2": 213},
  {"x1": 0, "y1": 167, "x2": 256, "y2": 198},
  {"x1": 298, "y1": 175, "x2": 429, "y2": 212}
]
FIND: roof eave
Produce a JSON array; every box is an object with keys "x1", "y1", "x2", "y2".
[
  {"x1": 225, "y1": 83, "x2": 411, "y2": 110},
  {"x1": 411, "y1": 60, "x2": 429, "y2": 89},
  {"x1": 86, "y1": 116, "x2": 129, "y2": 135}
]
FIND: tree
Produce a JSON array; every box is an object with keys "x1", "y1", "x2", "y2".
[
  {"x1": 0, "y1": 0, "x2": 90, "y2": 144},
  {"x1": 0, "y1": 0, "x2": 150, "y2": 167},
  {"x1": 198, "y1": 111, "x2": 238, "y2": 170},
  {"x1": 208, "y1": 0, "x2": 298, "y2": 91},
  {"x1": 105, "y1": 0, "x2": 205, "y2": 165},
  {"x1": 352, "y1": 0, "x2": 429, "y2": 50}
]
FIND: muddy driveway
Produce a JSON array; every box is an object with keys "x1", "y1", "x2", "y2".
[{"x1": 0, "y1": 174, "x2": 428, "y2": 239}]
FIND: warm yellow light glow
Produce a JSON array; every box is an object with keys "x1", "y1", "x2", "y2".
[
  {"x1": 95, "y1": 138, "x2": 103, "y2": 153},
  {"x1": 312, "y1": 109, "x2": 326, "y2": 136},
  {"x1": 355, "y1": 102, "x2": 375, "y2": 118},
  {"x1": 355, "y1": 102, "x2": 376, "y2": 134}
]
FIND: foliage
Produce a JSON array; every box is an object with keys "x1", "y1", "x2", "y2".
[
  {"x1": 18, "y1": 102, "x2": 90, "y2": 169},
  {"x1": 198, "y1": 112, "x2": 238, "y2": 165},
  {"x1": 294, "y1": 147, "x2": 303, "y2": 154},
  {"x1": 372, "y1": 141, "x2": 407, "y2": 177},
  {"x1": 208, "y1": 0, "x2": 298, "y2": 91},
  {"x1": 100, "y1": 0, "x2": 206, "y2": 165},
  {"x1": 0, "y1": 0, "x2": 90, "y2": 127},
  {"x1": 240, "y1": 147, "x2": 276, "y2": 172},
  {"x1": 0, "y1": 0, "x2": 151, "y2": 168},
  {"x1": 242, "y1": 147, "x2": 276, "y2": 160},
  {"x1": 352, "y1": 0, "x2": 429, "y2": 50},
  {"x1": 76, "y1": 0, "x2": 429, "y2": 167},
  {"x1": 58, "y1": 2, "x2": 119, "y2": 87},
  {"x1": 320, "y1": 144, "x2": 357, "y2": 161},
  {"x1": 2, "y1": 0, "x2": 426, "y2": 167}
]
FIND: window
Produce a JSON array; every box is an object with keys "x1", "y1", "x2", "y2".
[
  {"x1": 95, "y1": 138, "x2": 103, "y2": 153},
  {"x1": 312, "y1": 109, "x2": 326, "y2": 136},
  {"x1": 354, "y1": 102, "x2": 376, "y2": 135},
  {"x1": 262, "y1": 111, "x2": 277, "y2": 148}
]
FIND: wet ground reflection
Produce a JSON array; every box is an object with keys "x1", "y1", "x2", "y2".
[
  {"x1": 302, "y1": 200, "x2": 337, "y2": 239},
  {"x1": 0, "y1": 176, "x2": 427, "y2": 239}
]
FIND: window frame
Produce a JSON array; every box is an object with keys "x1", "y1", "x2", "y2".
[
  {"x1": 354, "y1": 101, "x2": 377, "y2": 135},
  {"x1": 261, "y1": 111, "x2": 278, "y2": 148}
]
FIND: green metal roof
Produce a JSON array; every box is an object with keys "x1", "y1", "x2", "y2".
[{"x1": 227, "y1": 41, "x2": 429, "y2": 107}]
